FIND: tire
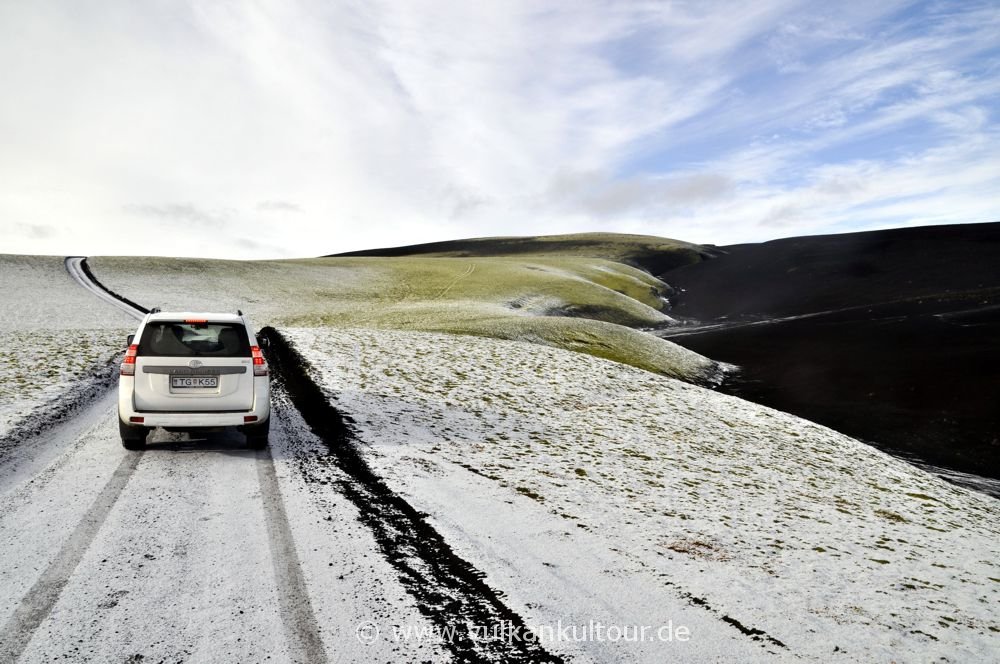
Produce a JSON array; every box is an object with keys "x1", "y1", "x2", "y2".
[
  {"x1": 119, "y1": 419, "x2": 148, "y2": 450},
  {"x1": 244, "y1": 419, "x2": 270, "y2": 450}
]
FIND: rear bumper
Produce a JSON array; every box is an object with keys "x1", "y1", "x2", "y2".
[
  {"x1": 123, "y1": 411, "x2": 268, "y2": 427},
  {"x1": 118, "y1": 376, "x2": 270, "y2": 428}
]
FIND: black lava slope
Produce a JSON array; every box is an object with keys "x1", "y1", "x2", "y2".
[{"x1": 657, "y1": 222, "x2": 1000, "y2": 487}]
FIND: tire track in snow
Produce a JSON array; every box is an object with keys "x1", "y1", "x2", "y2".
[
  {"x1": 64, "y1": 257, "x2": 147, "y2": 319},
  {"x1": 431, "y1": 261, "x2": 476, "y2": 300},
  {"x1": 260, "y1": 327, "x2": 565, "y2": 664},
  {"x1": 256, "y1": 448, "x2": 329, "y2": 663},
  {"x1": 0, "y1": 450, "x2": 142, "y2": 662},
  {"x1": 66, "y1": 257, "x2": 327, "y2": 662}
]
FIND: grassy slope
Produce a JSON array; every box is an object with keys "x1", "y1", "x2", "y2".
[
  {"x1": 332, "y1": 231, "x2": 711, "y2": 276},
  {"x1": 89, "y1": 252, "x2": 718, "y2": 382}
]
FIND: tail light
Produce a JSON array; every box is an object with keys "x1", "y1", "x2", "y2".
[
  {"x1": 251, "y1": 346, "x2": 268, "y2": 376},
  {"x1": 120, "y1": 344, "x2": 138, "y2": 376}
]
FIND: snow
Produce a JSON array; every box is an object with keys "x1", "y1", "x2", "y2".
[
  {"x1": 269, "y1": 390, "x2": 450, "y2": 662},
  {"x1": 285, "y1": 326, "x2": 1000, "y2": 662},
  {"x1": 0, "y1": 256, "x2": 131, "y2": 439},
  {"x1": 0, "y1": 393, "x2": 448, "y2": 663},
  {"x1": 3, "y1": 252, "x2": 996, "y2": 661},
  {"x1": 0, "y1": 256, "x2": 135, "y2": 331},
  {"x1": 0, "y1": 329, "x2": 125, "y2": 434}
]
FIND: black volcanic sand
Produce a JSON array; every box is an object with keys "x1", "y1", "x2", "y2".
[{"x1": 657, "y1": 222, "x2": 1000, "y2": 489}]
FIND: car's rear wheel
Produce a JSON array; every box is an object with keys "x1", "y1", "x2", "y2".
[
  {"x1": 244, "y1": 419, "x2": 270, "y2": 450},
  {"x1": 119, "y1": 419, "x2": 148, "y2": 450}
]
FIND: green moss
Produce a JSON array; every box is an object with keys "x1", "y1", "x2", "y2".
[
  {"x1": 91, "y1": 251, "x2": 716, "y2": 382},
  {"x1": 905, "y1": 493, "x2": 939, "y2": 502},
  {"x1": 875, "y1": 508, "x2": 909, "y2": 523},
  {"x1": 515, "y1": 486, "x2": 544, "y2": 502},
  {"x1": 336, "y1": 231, "x2": 704, "y2": 270}
]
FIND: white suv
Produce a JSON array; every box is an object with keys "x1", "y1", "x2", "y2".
[{"x1": 118, "y1": 310, "x2": 271, "y2": 450}]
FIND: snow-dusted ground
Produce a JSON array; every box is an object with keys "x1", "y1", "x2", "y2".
[
  {"x1": 0, "y1": 256, "x2": 133, "y2": 439},
  {"x1": 0, "y1": 328, "x2": 126, "y2": 434},
  {"x1": 3, "y1": 254, "x2": 996, "y2": 662},
  {"x1": 286, "y1": 326, "x2": 1000, "y2": 662}
]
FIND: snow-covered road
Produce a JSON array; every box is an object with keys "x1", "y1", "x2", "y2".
[
  {"x1": 63, "y1": 257, "x2": 145, "y2": 321},
  {"x1": 0, "y1": 382, "x2": 454, "y2": 662},
  {"x1": 0, "y1": 392, "x2": 296, "y2": 661},
  {"x1": 0, "y1": 262, "x2": 451, "y2": 662}
]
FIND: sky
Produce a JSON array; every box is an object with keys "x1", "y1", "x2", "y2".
[{"x1": 1, "y1": 0, "x2": 998, "y2": 259}]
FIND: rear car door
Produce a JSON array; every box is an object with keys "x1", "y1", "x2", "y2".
[{"x1": 133, "y1": 319, "x2": 255, "y2": 412}]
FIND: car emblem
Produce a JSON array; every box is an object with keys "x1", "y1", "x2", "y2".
[{"x1": 188, "y1": 359, "x2": 203, "y2": 369}]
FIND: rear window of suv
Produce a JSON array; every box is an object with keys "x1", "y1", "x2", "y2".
[{"x1": 138, "y1": 322, "x2": 251, "y2": 357}]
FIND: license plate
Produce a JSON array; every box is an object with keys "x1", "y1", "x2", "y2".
[{"x1": 171, "y1": 376, "x2": 218, "y2": 388}]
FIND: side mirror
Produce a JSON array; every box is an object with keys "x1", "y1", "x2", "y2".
[{"x1": 127, "y1": 334, "x2": 135, "y2": 346}]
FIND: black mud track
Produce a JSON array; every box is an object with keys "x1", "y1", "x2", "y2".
[
  {"x1": 259, "y1": 327, "x2": 564, "y2": 664},
  {"x1": 78, "y1": 258, "x2": 150, "y2": 314}
]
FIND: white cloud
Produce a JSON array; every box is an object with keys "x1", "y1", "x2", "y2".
[{"x1": 0, "y1": 0, "x2": 996, "y2": 259}]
